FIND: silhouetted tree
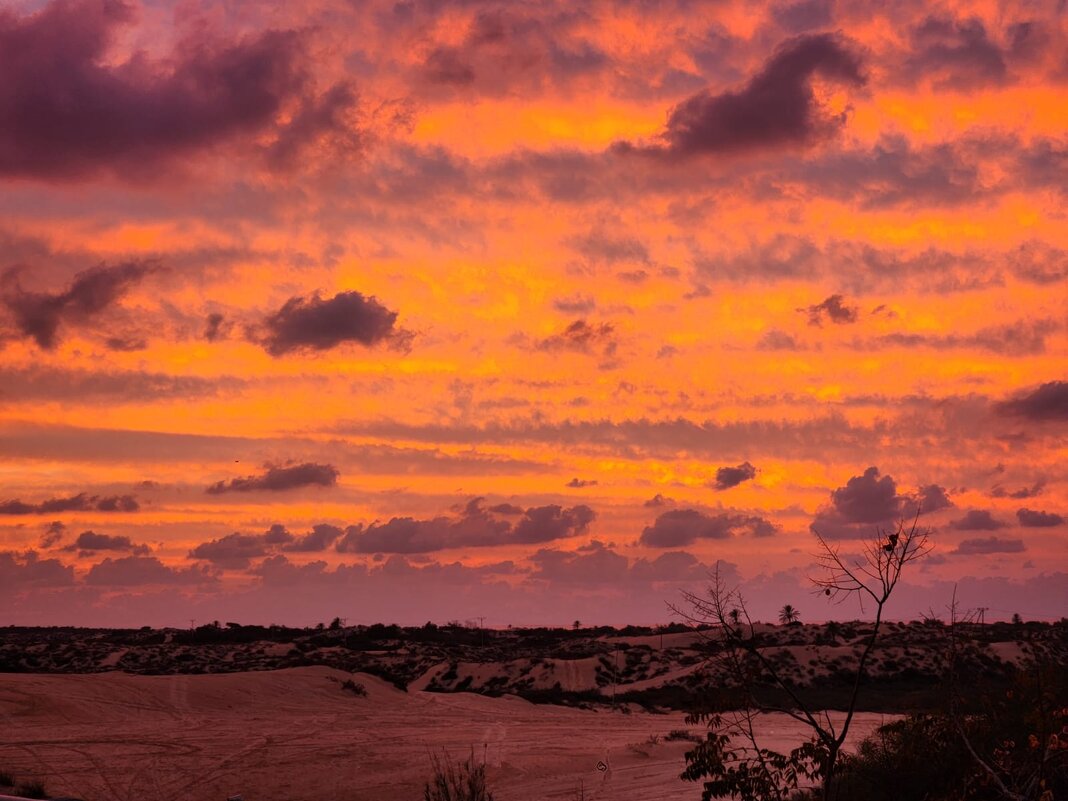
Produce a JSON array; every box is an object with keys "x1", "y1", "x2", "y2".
[
  {"x1": 778, "y1": 604, "x2": 801, "y2": 625},
  {"x1": 673, "y1": 513, "x2": 931, "y2": 801}
]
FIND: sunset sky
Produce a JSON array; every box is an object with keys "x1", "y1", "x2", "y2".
[{"x1": 0, "y1": 0, "x2": 1065, "y2": 627}]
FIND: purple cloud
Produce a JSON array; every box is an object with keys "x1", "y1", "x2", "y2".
[
  {"x1": 206, "y1": 463, "x2": 339, "y2": 494},
  {"x1": 0, "y1": 492, "x2": 139, "y2": 515},
  {"x1": 0, "y1": 0, "x2": 313, "y2": 179},
  {"x1": 261, "y1": 291, "x2": 402, "y2": 356},
  {"x1": 713, "y1": 461, "x2": 757, "y2": 490},
  {"x1": 951, "y1": 537, "x2": 1025, "y2": 555},
  {"x1": 653, "y1": 33, "x2": 865, "y2": 158},
  {"x1": 640, "y1": 509, "x2": 777, "y2": 548},
  {"x1": 1, "y1": 262, "x2": 150, "y2": 349},
  {"x1": 1016, "y1": 508, "x2": 1063, "y2": 528},
  {"x1": 950, "y1": 509, "x2": 1008, "y2": 531}
]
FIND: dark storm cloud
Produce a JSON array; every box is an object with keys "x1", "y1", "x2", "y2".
[
  {"x1": 0, "y1": 550, "x2": 74, "y2": 588},
  {"x1": 335, "y1": 498, "x2": 595, "y2": 554},
  {"x1": 0, "y1": 0, "x2": 313, "y2": 179},
  {"x1": 205, "y1": 463, "x2": 339, "y2": 494},
  {"x1": 1016, "y1": 508, "x2": 1064, "y2": 528},
  {"x1": 640, "y1": 509, "x2": 776, "y2": 548},
  {"x1": 713, "y1": 461, "x2": 757, "y2": 490},
  {"x1": 260, "y1": 291, "x2": 402, "y2": 356},
  {"x1": 0, "y1": 492, "x2": 139, "y2": 515},
  {"x1": 188, "y1": 525, "x2": 294, "y2": 569},
  {"x1": 1, "y1": 261, "x2": 150, "y2": 349},
  {"x1": 950, "y1": 509, "x2": 1008, "y2": 531},
  {"x1": 951, "y1": 537, "x2": 1025, "y2": 555},
  {"x1": 64, "y1": 530, "x2": 150, "y2": 555},
  {"x1": 805, "y1": 294, "x2": 858, "y2": 326},
  {"x1": 996, "y1": 381, "x2": 1068, "y2": 422},
  {"x1": 86, "y1": 556, "x2": 216, "y2": 586},
  {"x1": 647, "y1": 33, "x2": 865, "y2": 158},
  {"x1": 904, "y1": 15, "x2": 1008, "y2": 91}
]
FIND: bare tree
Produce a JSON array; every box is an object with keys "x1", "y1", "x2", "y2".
[
  {"x1": 943, "y1": 590, "x2": 1065, "y2": 801},
  {"x1": 673, "y1": 513, "x2": 931, "y2": 801}
]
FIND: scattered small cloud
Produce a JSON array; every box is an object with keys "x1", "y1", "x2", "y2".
[
  {"x1": 63, "y1": 530, "x2": 151, "y2": 556},
  {"x1": 805, "y1": 294, "x2": 858, "y2": 326},
  {"x1": 950, "y1": 509, "x2": 1008, "y2": 531},
  {"x1": 952, "y1": 536, "x2": 1025, "y2": 555},
  {"x1": 206, "y1": 463, "x2": 339, "y2": 495},
  {"x1": 1, "y1": 262, "x2": 151, "y2": 349},
  {"x1": 713, "y1": 461, "x2": 757, "y2": 490},
  {"x1": 641, "y1": 509, "x2": 777, "y2": 547},
  {"x1": 566, "y1": 478, "x2": 598, "y2": 488},
  {"x1": 260, "y1": 291, "x2": 405, "y2": 356},
  {"x1": 0, "y1": 493, "x2": 139, "y2": 515},
  {"x1": 1016, "y1": 508, "x2": 1064, "y2": 528}
]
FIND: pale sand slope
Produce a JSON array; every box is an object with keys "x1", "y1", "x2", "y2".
[{"x1": 0, "y1": 667, "x2": 895, "y2": 801}]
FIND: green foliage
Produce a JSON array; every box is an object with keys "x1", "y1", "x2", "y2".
[
  {"x1": 831, "y1": 715, "x2": 969, "y2": 800},
  {"x1": 832, "y1": 663, "x2": 1068, "y2": 801},
  {"x1": 681, "y1": 714, "x2": 827, "y2": 801},
  {"x1": 0, "y1": 770, "x2": 13, "y2": 786},
  {"x1": 423, "y1": 749, "x2": 494, "y2": 801}
]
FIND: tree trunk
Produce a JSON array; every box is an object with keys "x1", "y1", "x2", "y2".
[{"x1": 821, "y1": 746, "x2": 839, "y2": 801}]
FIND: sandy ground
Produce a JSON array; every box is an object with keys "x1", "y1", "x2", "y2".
[{"x1": 0, "y1": 667, "x2": 896, "y2": 801}]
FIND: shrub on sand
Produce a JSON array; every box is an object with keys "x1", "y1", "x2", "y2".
[{"x1": 424, "y1": 748, "x2": 494, "y2": 801}]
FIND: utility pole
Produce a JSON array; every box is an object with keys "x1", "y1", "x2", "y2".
[
  {"x1": 976, "y1": 607, "x2": 988, "y2": 625},
  {"x1": 478, "y1": 616, "x2": 485, "y2": 647}
]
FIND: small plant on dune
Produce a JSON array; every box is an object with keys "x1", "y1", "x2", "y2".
[
  {"x1": 424, "y1": 748, "x2": 495, "y2": 801},
  {"x1": 666, "y1": 729, "x2": 704, "y2": 743},
  {"x1": 341, "y1": 678, "x2": 367, "y2": 696}
]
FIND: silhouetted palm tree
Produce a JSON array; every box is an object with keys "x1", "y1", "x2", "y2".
[{"x1": 779, "y1": 604, "x2": 801, "y2": 625}]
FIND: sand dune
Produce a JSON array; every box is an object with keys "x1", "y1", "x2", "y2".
[{"x1": 0, "y1": 666, "x2": 895, "y2": 801}]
